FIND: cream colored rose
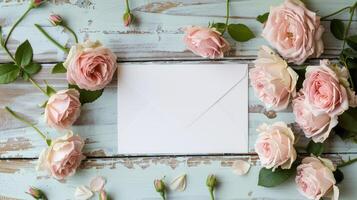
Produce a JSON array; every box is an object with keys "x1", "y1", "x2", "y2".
[
  {"x1": 296, "y1": 157, "x2": 339, "y2": 200},
  {"x1": 250, "y1": 45, "x2": 298, "y2": 111},
  {"x1": 262, "y1": 0, "x2": 324, "y2": 64},
  {"x1": 37, "y1": 132, "x2": 85, "y2": 180},
  {"x1": 254, "y1": 122, "x2": 297, "y2": 171}
]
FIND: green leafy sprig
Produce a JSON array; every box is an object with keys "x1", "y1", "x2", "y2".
[{"x1": 209, "y1": 0, "x2": 255, "y2": 42}]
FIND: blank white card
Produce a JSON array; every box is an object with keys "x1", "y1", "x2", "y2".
[{"x1": 117, "y1": 64, "x2": 248, "y2": 155}]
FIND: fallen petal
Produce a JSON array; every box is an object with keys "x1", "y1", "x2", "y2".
[
  {"x1": 75, "y1": 186, "x2": 93, "y2": 200},
  {"x1": 232, "y1": 160, "x2": 251, "y2": 175},
  {"x1": 169, "y1": 174, "x2": 187, "y2": 192},
  {"x1": 90, "y1": 176, "x2": 106, "y2": 192}
]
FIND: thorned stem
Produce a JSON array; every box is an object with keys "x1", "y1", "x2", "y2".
[
  {"x1": 34, "y1": 24, "x2": 69, "y2": 53},
  {"x1": 338, "y1": 157, "x2": 357, "y2": 168}
]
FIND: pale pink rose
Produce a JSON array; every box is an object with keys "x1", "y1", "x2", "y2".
[
  {"x1": 303, "y1": 60, "x2": 349, "y2": 116},
  {"x1": 296, "y1": 157, "x2": 339, "y2": 200},
  {"x1": 64, "y1": 40, "x2": 118, "y2": 91},
  {"x1": 262, "y1": 0, "x2": 324, "y2": 64},
  {"x1": 37, "y1": 132, "x2": 85, "y2": 180},
  {"x1": 255, "y1": 122, "x2": 297, "y2": 171},
  {"x1": 292, "y1": 92, "x2": 338, "y2": 143},
  {"x1": 184, "y1": 26, "x2": 230, "y2": 59},
  {"x1": 44, "y1": 89, "x2": 81, "y2": 130},
  {"x1": 250, "y1": 46, "x2": 298, "y2": 111}
]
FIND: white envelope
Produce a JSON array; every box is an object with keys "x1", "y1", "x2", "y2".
[{"x1": 117, "y1": 63, "x2": 248, "y2": 155}]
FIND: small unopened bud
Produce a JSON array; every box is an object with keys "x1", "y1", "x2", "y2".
[
  {"x1": 30, "y1": 0, "x2": 46, "y2": 8},
  {"x1": 206, "y1": 174, "x2": 217, "y2": 188},
  {"x1": 123, "y1": 12, "x2": 134, "y2": 27},
  {"x1": 154, "y1": 179, "x2": 166, "y2": 200},
  {"x1": 99, "y1": 190, "x2": 108, "y2": 200},
  {"x1": 26, "y1": 186, "x2": 47, "y2": 200},
  {"x1": 49, "y1": 14, "x2": 63, "y2": 26}
]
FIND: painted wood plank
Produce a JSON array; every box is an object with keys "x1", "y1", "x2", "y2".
[
  {"x1": 1, "y1": 62, "x2": 356, "y2": 158},
  {"x1": 0, "y1": 0, "x2": 356, "y2": 62},
  {"x1": 0, "y1": 154, "x2": 356, "y2": 200}
]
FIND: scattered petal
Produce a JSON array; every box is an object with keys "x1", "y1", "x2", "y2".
[
  {"x1": 75, "y1": 186, "x2": 93, "y2": 200},
  {"x1": 90, "y1": 176, "x2": 106, "y2": 192},
  {"x1": 169, "y1": 174, "x2": 187, "y2": 192},
  {"x1": 232, "y1": 160, "x2": 251, "y2": 175}
]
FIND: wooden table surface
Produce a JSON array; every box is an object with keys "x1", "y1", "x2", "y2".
[{"x1": 0, "y1": 0, "x2": 356, "y2": 199}]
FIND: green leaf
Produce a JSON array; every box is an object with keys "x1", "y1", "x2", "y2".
[
  {"x1": 347, "y1": 35, "x2": 357, "y2": 51},
  {"x1": 339, "y1": 107, "x2": 357, "y2": 133},
  {"x1": 15, "y1": 40, "x2": 33, "y2": 67},
  {"x1": 256, "y1": 12, "x2": 269, "y2": 24},
  {"x1": 24, "y1": 62, "x2": 42, "y2": 75},
  {"x1": 228, "y1": 24, "x2": 255, "y2": 42},
  {"x1": 69, "y1": 84, "x2": 104, "y2": 104},
  {"x1": 209, "y1": 22, "x2": 226, "y2": 34},
  {"x1": 46, "y1": 85, "x2": 57, "y2": 97},
  {"x1": 333, "y1": 168, "x2": 344, "y2": 184},
  {"x1": 330, "y1": 19, "x2": 345, "y2": 40},
  {"x1": 52, "y1": 62, "x2": 67, "y2": 74},
  {"x1": 258, "y1": 166, "x2": 296, "y2": 187},
  {"x1": 342, "y1": 48, "x2": 357, "y2": 59},
  {"x1": 0, "y1": 64, "x2": 20, "y2": 84},
  {"x1": 307, "y1": 140, "x2": 324, "y2": 156}
]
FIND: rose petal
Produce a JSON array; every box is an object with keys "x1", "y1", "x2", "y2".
[
  {"x1": 169, "y1": 174, "x2": 187, "y2": 192},
  {"x1": 75, "y1": 186, "x2": 93, "y2": 200},
  {"x1": 90, "y1": 176, "x2": 106, "y2": 192},
  {"x1": 232, "y1": 160, "x2": 251, "y2": 175}
]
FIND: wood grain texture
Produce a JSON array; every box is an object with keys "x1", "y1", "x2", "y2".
[{"x1": 0, "y1": 0, "x2": 357, "y2": 199}]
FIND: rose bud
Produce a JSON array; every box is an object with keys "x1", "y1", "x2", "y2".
[
  {"x1": 49, "y1": 14, "x2": 63, "y2": 26},
  {"x1": 30, "y1": 0, "x2": 46, "y2": 8},
  {"x1": 26, "y1": 186, "x2": 47, "y2": 200},
  {"x1": 123, "y1": 12, "x2": 134, "y2": 27},
  {"x1": 206, "y1": 174, "x2": 217, "y2": 189},
  {"x1": 154, "y1": 179, "x2": 166, "y2": 200},
  {"x1": 99, "y1": 190, "x2": 108, "y2": 200}
]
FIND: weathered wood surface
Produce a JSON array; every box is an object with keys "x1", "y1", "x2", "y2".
[{"x1": 0, "y1": 0, "x2": 357, "y2": 199}]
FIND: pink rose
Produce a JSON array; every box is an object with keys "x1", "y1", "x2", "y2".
[
  {"x1": 184, "y1": 26, "x2": 230, "y2": 59},
  {"x1": 303, "y1": 60, "x2": 348, "y2": 116},
  {"x1": 37, "y1": 132, "x2": 85, "y2": 180},
  {"x1": 292, "y1": 93, "x2": 338, "y2": 143},
  {"x1": 296, "y1": 157, "x2": 339, "y2": 200},
  {"x1": 262, "y1": 0, "x2": 324, "y2": 64},
  {"x1": 255, "y1": 122, "x2": 297, "y2": 171},
  {"x1": 250, "y1": 46, "x2": 298, "y2": 111},
  {"x1": 64, "y1": 40, "x2": 118, "y2": 91},
  {"x1": 44, "y1": 89, "x2": 81, "y2": 130}
]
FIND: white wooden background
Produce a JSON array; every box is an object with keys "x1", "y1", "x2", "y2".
[{"x1": 0, "y1": 0, "x2": 356, "y2": 199}]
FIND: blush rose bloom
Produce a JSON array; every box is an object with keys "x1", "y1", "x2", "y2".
[
  {"x1": 250, "y1": 46, "x2": 298, "y2": 111},
  {"x1": 255, "y1": 122, "x2": 297, "y2": 171},
  {"x1": 64, "y1": 40, "x2": 118, "y2": 91},
  {"x1": 37, "y1": 132, "x2": 85, "y2": 180},
  {"x1": 44, "y1": 89, "x2": 81, "y2": 130},
  {"x1": 292, "y1": 92, "x2": 338, "y2": 143},
  {"x1": 303, "y1": 60, "x2": 349, "y2": 116},
  {"x1": 262, "y1": 0, "x2": 324, "y2": 64},
  {"x1": 296, "y1": 157, "x2": 339, "y2": 200},
  {"x1": 184, "y1": 26, "x2": 230, "y2": 59}
]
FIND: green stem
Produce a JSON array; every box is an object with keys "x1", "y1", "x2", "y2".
[
  {"x1": 29, "y1": 78, "x2": 49, "y2": 97},
  {"x1": 320, "y1": 6, "x2": 351, "y2": 20},
  {"x1": 34, "y1": 24, "x2": 69, "y2": 53},
  {"x1": 1, "y1": 44, "x2": 16, "y2": 61},
  {"x1": 62, "y1": 24, "x2": 78, "y2": 43},
  {"x1": 5, "y1": 107, "x2": 49, "y2": 145},
  {"x1": 160, "y1": 192, "x2": 166, "y2": 200},
  {"x1": 342, "y1": 5, "x2": 356, "y2": 49},
  {"x1": 4, "y1": 6, "x2": 32, "y2": 47},
  {"x1": 125, "y1": 0, "x2": 130, "y2": 13},
  {"x1": 209, "y1": 190, "x2": 215, "y2": 200},
  {"x1": 338, "y1": 158, "x2": 357, "y2": 168},
  {"x1": 221, "y1": 0, "x2": 230, "y2": 35}
]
